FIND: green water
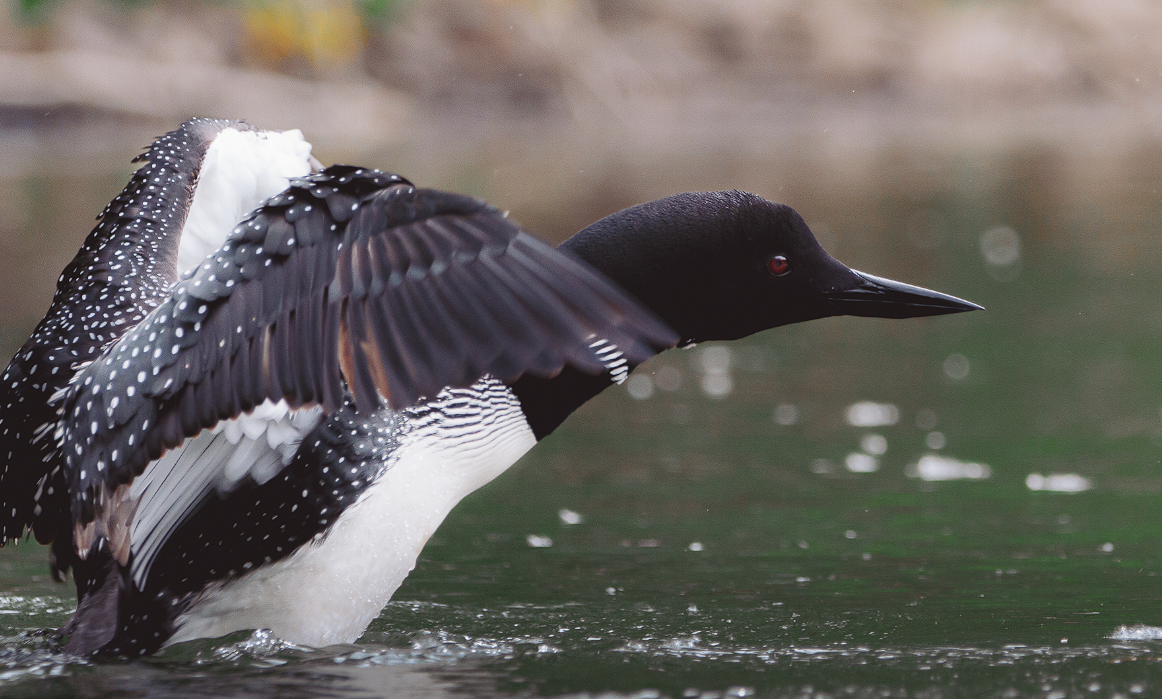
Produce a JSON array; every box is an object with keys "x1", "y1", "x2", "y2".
[{"x1": 2, "y1": 140, "x2": 1162, "y2": 697}]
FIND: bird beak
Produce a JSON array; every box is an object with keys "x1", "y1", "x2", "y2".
[{"x1": 824, "y1": 271, "x2": 983, "y2": 319}]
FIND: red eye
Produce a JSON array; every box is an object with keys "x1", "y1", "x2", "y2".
[{"x1": 767, "y1": 255, "x2": 791, "y2": 276}]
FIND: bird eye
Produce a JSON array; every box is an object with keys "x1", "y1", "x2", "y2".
[{"x1": 767, "y1": 255, "x2": 791, "y2": 276}]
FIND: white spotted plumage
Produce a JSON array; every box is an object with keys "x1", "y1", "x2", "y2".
[
  {"x1": 126, "y1": 400, "x2": 325, "y2": 590},
  {"x1": 2, "y1": 117, "x2": 682, "y2": 657},
  {"x1": 1, "y1": 120, "x2": 268, "y2": 545},
  {"x1": 167, "y1": 378, "x2": 535, "y2": 647}
]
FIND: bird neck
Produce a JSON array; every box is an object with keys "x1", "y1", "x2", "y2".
[
  {"x1": 508, "y1": 364, "x2": 643, "y2": 441},
  {"x1": 508, "y1": 212, "x2": 684, "y2": 440}
]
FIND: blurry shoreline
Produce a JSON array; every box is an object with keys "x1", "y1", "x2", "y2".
[{"x1": 1, "y1": 0, "x2": 1160, "y2": 165}]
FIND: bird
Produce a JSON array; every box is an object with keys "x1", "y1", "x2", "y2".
[{"x1": 0, "y1": 118, "x2": 980, "y2": 657}]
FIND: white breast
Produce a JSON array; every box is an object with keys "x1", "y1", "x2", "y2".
[
  {"x1": 166, "y1": 385, "x2": 536, "y2": 648},
  {"x1": 177, "y1": 127, "x2": 314, "y2": 277}
]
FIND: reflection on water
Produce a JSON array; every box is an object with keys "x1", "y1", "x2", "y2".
[
  {"x1": 1025, "y1": 473, "x2": 1093, "y2": 493},
  {"x1": 4, "y1": 121, "x2": 1162, "y2": 696},
  {"x1": 845, "y1": 402, "x2": 900, "y2": 428},
  {"x1": 906, "y1": 454, "x2": 991, "y2": 482}
]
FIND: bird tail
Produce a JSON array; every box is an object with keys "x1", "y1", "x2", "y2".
[
  {"x1": 60, "y1": 548, "x2": 178, "y2": 657},
  {"x1": 61, "y1": 552, "x2": 120, "y2": 656}
]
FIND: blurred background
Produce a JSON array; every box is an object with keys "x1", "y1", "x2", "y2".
[
  {"x1": 2, "y1": 0, "x2": 1162, "y2": 337},
  {"x1": 3, "y1": 1, "x2": 1162, "y2": 697}
]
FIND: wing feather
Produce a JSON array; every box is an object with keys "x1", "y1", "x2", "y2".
[
  {"x1": 60, "y1": 166, "x2": 678, "y2": 535},
  {"x1": 126, "y1": 402, "x2": 324, "y2": 588}
]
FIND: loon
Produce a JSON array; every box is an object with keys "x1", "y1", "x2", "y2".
[{"x1": 0, "y1": 119, "x2": 980, "y2": 657}]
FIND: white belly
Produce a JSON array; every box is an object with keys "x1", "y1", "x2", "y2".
[{"x1": 167, "y1": 394, "x2": 536, "y2": 648}]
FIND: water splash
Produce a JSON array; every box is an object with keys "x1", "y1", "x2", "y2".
[{"x1": 1109, "y1": 625, "x2": 1162, "y2": 641}]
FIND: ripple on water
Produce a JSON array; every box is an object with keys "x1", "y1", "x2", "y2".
[
  {"x1": 2, "y1": 596, "x2": 1161, "y2": 696},
  {"x1": 0, "y1": 594, "x2": 77, "y2": 685}
]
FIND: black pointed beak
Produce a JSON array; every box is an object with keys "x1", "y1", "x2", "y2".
[{"x1": 824, "y1": 271, "x2": 983, "y2": 319}]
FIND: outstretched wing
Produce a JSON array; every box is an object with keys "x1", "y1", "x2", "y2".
[
  {"x1": 0, "y1": 118, "x2": 237, "y2": 547},
  {"x1": 60, "y1": 165, "x2": 678, "y2": 534}
]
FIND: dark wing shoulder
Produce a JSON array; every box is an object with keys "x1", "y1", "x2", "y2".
[{"x1": 60, "y1": 165, "x2": 677, "y2": 536}]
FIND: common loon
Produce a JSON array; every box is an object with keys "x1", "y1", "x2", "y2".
[{"x1": 0, "y1": 119, "x2": 980, "y2": 656}]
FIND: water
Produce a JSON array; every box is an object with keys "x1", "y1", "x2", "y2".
[{"x1": 2, "y1": 123, "x2": 1162, "y2": 697}]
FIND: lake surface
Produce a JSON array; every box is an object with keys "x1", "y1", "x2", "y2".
[{"x1": 1, "y1": 119, "x2": 1162, "y2": 697}]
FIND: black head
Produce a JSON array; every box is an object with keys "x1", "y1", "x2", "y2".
[{"x1": 561, "y1": 190, "x2": 981, "y2": 344}]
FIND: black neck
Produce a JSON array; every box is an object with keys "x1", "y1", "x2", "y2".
[
  {"x1": 509, "y1": 362, "x2": 647, "y2": 440},
  {"x1": 508, "y1": 200, "x2": 695, "y2": 440},
  {"x1": 508, "y1": 215, "x2": 674, "y2": 439}
]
